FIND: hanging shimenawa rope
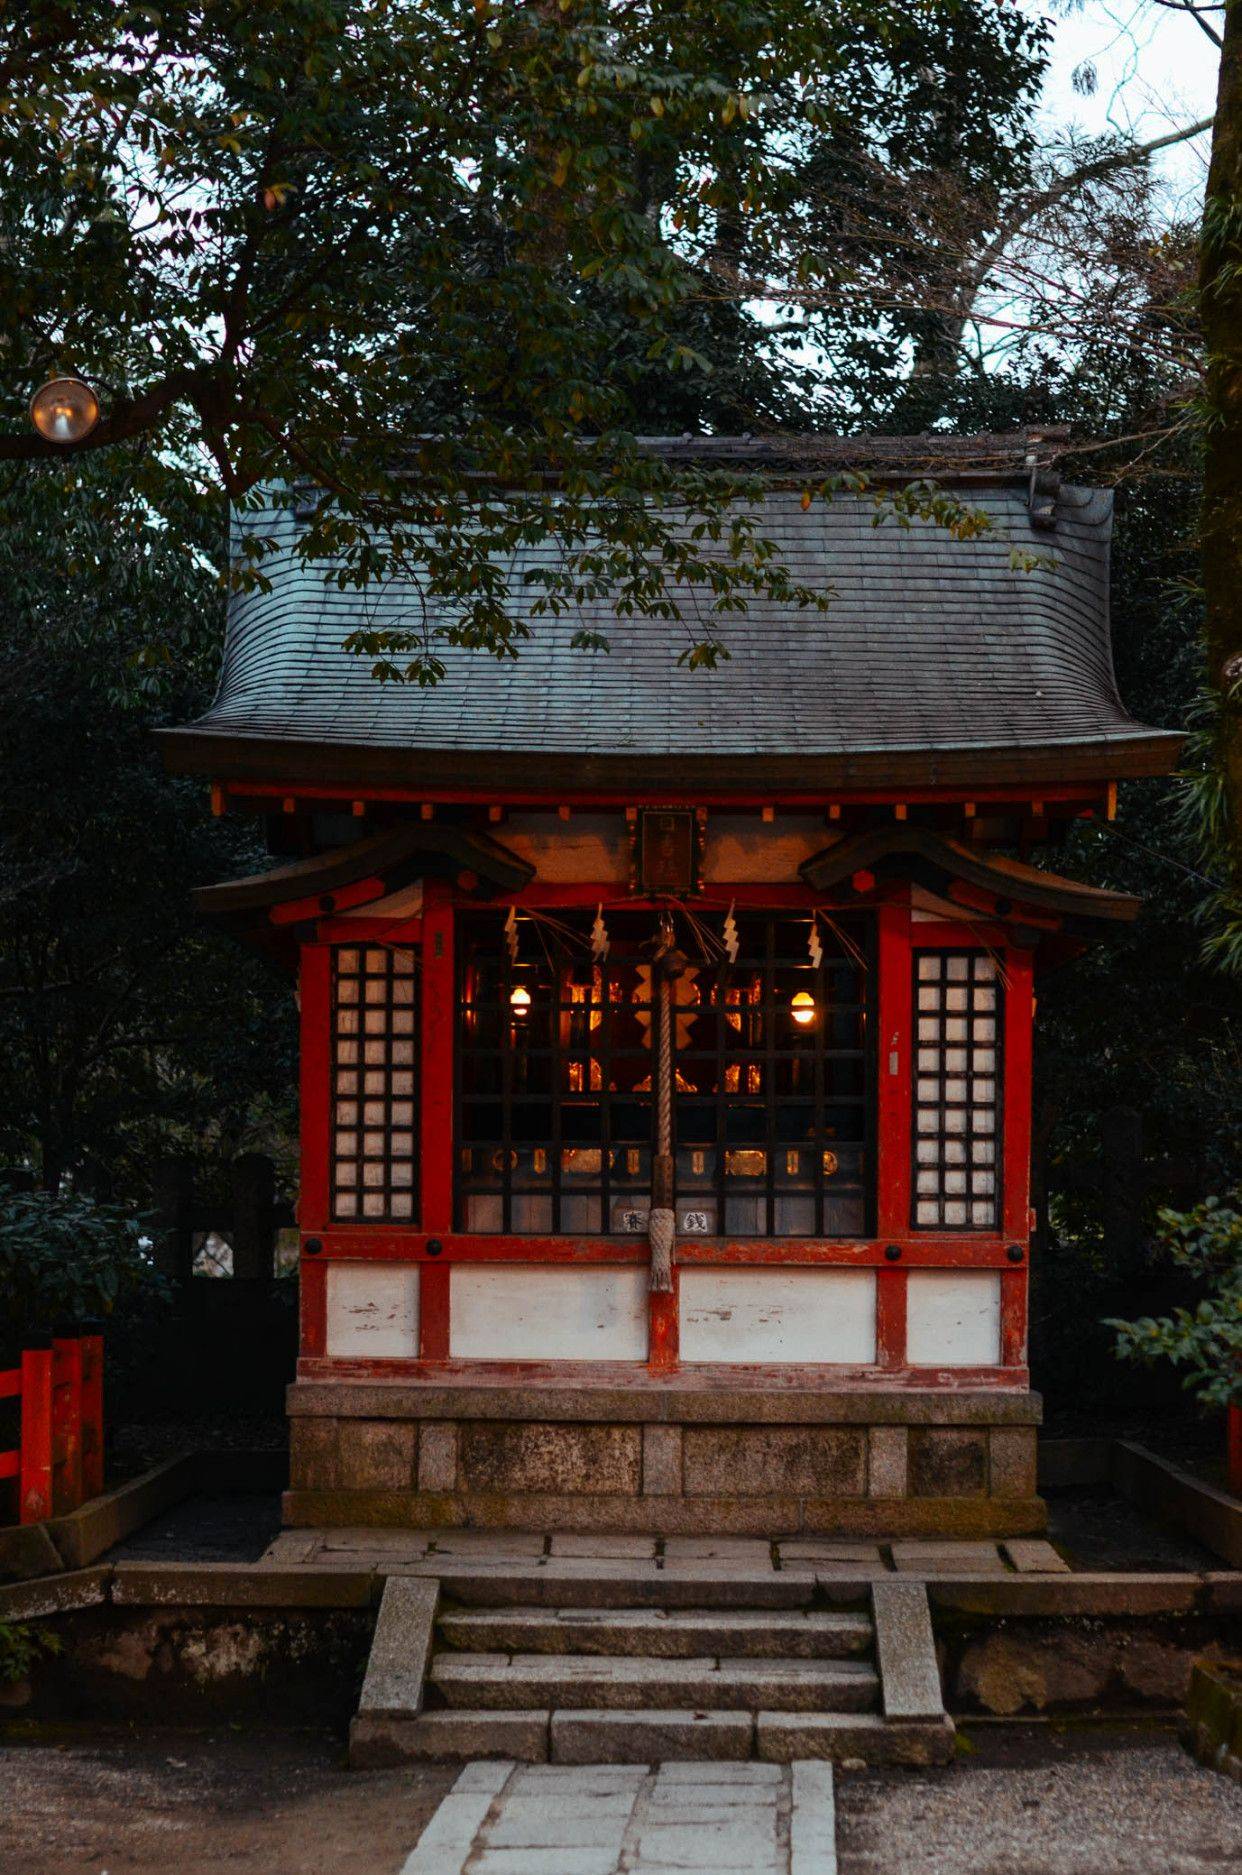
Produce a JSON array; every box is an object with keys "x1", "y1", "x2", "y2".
[{"x1": 648, "y1": 912, "x2": 682, "y2": 1294}]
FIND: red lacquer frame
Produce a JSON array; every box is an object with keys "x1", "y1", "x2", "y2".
[{"x1": 296, "y1": 882, "x2": 1034, "y2": 1382}]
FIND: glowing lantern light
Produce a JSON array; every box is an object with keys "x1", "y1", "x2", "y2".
[
  {"x1": 790, "y1": 990, "x2": 817, "y2": 1026},
  {"x1": 509, "y1": 985, "x2": 532, "y2": 1016},
  {"x1": 30, "y1": 377, "x2": 100, "y2": 445}
]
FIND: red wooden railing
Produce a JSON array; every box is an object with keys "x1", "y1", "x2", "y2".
[{"x1": 0, "y1": 1328, "x2": 104, "y2": 1524}]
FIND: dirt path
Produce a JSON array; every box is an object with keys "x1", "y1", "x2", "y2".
[{"x1": 0, "y1": 1727, "x2": 454, "y2": 1875}]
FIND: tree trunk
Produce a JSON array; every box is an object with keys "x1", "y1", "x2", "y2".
[{"x1": 1200, "y1": 0, "x2": 1242, "y2": 872}]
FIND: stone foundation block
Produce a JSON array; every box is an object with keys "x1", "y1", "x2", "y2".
[
  {"x1": 989, "y1": 1427, "x2": 1037, "y2": 1498},
  {"x1": 289, "y1": 1418, "x2": 340, "y2": 1491},
  {"x1": 418, "y1": 1422, "x2": 459, "y2": 1493},
  {"x1": 459, "y1": 1422, "x2": 641, "y2": 1496},
  {"x1": 682, "y1": 1427, "x2": 865, "y2": 1498},
  {"x1": 867, "y1": 1426, "x2": 908, "y2": 1498},
  {"x1": 908, "y1": 1428, "x2": 987, "y2": 1499},
  {"x1": 337, "y1": 1420, "x2": 417, "y2": 1493},
  {"x1": 641, "y1": 1425, "x2": 682, "y2": 1496}
]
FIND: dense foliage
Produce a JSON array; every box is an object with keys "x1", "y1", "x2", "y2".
[
  {"x1": 0, "y1": 0, "x2": 1051, "y2": 679},
  {"x1": 0, "y1": 1183, "x2": 166, "y2": 1350},
  {"x1": 0, "y1": 464, "x2": 296, "y2": 1197},
  {"x1": 1109, "y1": 1195, "x2": 1242, "y2": 1412}
]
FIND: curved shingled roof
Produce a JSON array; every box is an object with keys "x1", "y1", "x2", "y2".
[{"x1": 159, "y1": 476, "x2": 1180, "y2": 794}]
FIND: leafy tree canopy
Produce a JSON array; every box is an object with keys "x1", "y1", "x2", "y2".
[{"x1": 2, "y1": 0, "x2": 1047, "y2": 678}]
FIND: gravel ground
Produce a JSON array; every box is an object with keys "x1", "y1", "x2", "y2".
[
  {"x1": 838, "y1": 1725, "x2": 1242, "y2": 1874},
  {"x1": 106, "y1": 1491, "x2": 283, "y2": 1564},
  {"x1": 2, "y1": 1724, "x2": 1238, "y2": 1875}
]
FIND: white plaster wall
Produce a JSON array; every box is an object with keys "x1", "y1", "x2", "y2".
[
  {"x1": 680, "y1": 1268, "x2": 877, "y2": 1364},
  {"x1": 450, "y1": 1264, "x2": 650, "y2": 1361},
  {"x1": 326, "y1": 1262, "x2": 420, "y2": 1358},
  {"x1": 906, "y1": 1270, "x2": 1001, "y2": 1367}
]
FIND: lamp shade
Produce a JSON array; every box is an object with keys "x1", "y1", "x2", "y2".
[{"x1": 30, "y1": 377, "x2": 100, "y2": 445}]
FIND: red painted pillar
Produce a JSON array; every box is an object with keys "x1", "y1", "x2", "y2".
[
  {"x1": 52, "y1": 1330, "x2": 83, "y2": 1514},
  {"x1": 875, "y1": 899, "x2": 912, "y2": 1368},
  {"x1": 1002, "y1": 946, "x2": 1036, "y2": 1370},
  {"x1": 650, "y1": 1271, "x2": 680, "y2": 1372},
  {"x1": 79, "y1": 1326, "x2": 105, "y2": 1501},
  {"x1": 875, "y1": 1267, "x2": 908, "y2": 1372},
  {"x1": 298, "y1": 943, "x2": 332, "y2": 1238},
  {"x1": 18, "y1": 1340, "x2": 53, "y2": 1525},
  {"x1": 298, "y1": 943, "x2": 332, "y2": 1361},
  {"x1": 1228, "y1": 1404, "x2": 1242, "y2": 1498},
  {"x1": 419, "y1": 884, "x2": 456, "y2": 1363},
  {"x1": 420, "y1": 882, "x2": 456, "y2": 1236}
]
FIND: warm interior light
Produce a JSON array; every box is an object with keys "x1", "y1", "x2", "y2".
[
  {"x1": 509, "y1": 985, "x2": 532, "y2": 1015},
  {"x1": 29, "y1": 376, "x2": 100, "y2": 445},
  {"x1": 790, "y1": 989, "x2": 817, "y2": 1026}
]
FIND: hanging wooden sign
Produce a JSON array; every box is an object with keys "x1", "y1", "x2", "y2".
[{"x1": 635, "y1": 808, "x2": 698, "y2": 896}]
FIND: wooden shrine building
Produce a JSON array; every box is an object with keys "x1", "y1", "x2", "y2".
[{"x1": 160, "y1": 432, "x2": 1180, "y2": 1537}]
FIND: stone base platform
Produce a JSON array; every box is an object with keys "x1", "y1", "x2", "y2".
[{"x1": 285, "y1": 1372, "x2": 1045, "y2": 1538}]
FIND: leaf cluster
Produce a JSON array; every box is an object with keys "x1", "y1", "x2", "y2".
[
  {"x1": 1108, "y1": 1193, "x2": 1242, "y2": 1411},
  {"x1": 0, "y1": 1183, "x2": 168, "y2": 1350}
]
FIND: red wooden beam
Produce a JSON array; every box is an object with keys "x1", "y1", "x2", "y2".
[
  {"x1": 876, "y1": 900, "x2": 913, "y2": 1239},
  {"x1": 875, "y1": 1268, "x2": 907, "y2": 1369},
  {"x1": 298, "y1": 945, "x2": 332, "y2": 1236},
  {"x1": 1002, "y1": 948, "x2": 1035, "y2": 1244},
  {"x1": 419, "y1": 1263, "x2": 451, "y2": 1360},
  {"x1": 300, "y1": 1254, "x2": 328, "y2": 1360},
  {"x1": 79, "y1": 1330, "x2": 105, "y2": 1501},
  {"x1": 51, "y1": 1333, "x2": 83, "y2": 1515},
  {"x1": 302, "y1": 1230, "x2": 1016, "y2": 1267},
  {"x1": 296, "y1": 1352, "x2": 1030, "y2": 1390},
  {"x1": 270, "y1": 875, "x2": 387, "y2": 926},
  {"x1": 18, "y1": 1343, "x2": 52, "y2": 1524},
  {"x1": 420, "y1": 881, "x2": 455, "y2": 1235},
  {"x1": 649, "y1": 1273, "x2": 679, "y2": 1371},
  {"x1": 1000, "y1": 1268, "x2": 1027, "y2": 1367},
  {"x1": 222, "y1": 780, "x2": 1108, "y2": 811}
]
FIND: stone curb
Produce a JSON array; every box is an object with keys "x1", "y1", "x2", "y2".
[
  {"x1": 0, "y1": 1565, "x2": 113, "y2": 1622},
  {"x1": 110, "y1": 1561, "x2": 379, "y2": 1607},
  {"x1": 0, "y1": 1448, "x2": 287, "y2": 1585},
  {"x1": 1, "y1": 1557, "x2": 1238, "y2": 1624},
  {"x1": 287, "y1": 1380, "x2": 1044, "y2": 1427},
  {"x1": 44, "y1": 1455, "x2": 198, "y2": 1571},
  {"x1": 1110, "y1": 1442, "x2": 1242, "y2": 1570}
]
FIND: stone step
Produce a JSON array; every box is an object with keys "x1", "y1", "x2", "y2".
[
  {"x1": 352, "y1": 1704, "x2": 954, "y2": 1768},
  {"x1": 549, "y1": 1708, "x2": 756, "y2": 1764},
  {"x1": 756, "y1": 1709, "x2": 956, "y2": 1767},
  {"x1": 429, "y1": 1651, "x2": 880, "y2": 1714},
  {"x1": 438, "y1": 1605, "x2": 874, "y2": 1660},
  {"x1": 351, "y1": 1706, "x2": 551, "y2": 1767}
]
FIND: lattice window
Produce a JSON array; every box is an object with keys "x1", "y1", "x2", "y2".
[
  {"x1": 912, "y1": 951, "x2": 1002, "y2": 1230},
  {"x1": 331, "y1": 945, "x2": 418, "y2": 1221},
  {"x1": 456, "y1": 909, "x2": 872, "y2": 1238}
]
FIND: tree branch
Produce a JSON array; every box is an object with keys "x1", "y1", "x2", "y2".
[{"x1": 0, "y1": 366, "x2": 217, "y2": 462}]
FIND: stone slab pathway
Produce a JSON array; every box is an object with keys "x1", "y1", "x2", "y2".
[
  {"x1": 263, "y1": 1528, "x2": 1070, "y2": 1578},
  {"x1": 400, "y1": 1759, "x2": 836, "y2": 1875}
]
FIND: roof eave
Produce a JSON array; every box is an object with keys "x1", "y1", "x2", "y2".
[{"x1": 155, "y1": 726, "x2": 1185, "y2": 795}]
